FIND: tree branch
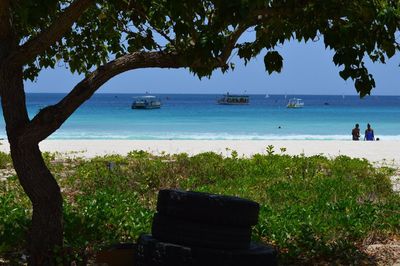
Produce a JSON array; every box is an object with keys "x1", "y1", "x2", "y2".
[
  {"x1": 0, "y1": 0, "x2": 15, "y2": 62},
  {"x1": 0, "y1": 0, "x2": 11, "y2": 40},
  {"x1": 220, "y1": 25, "x2": 248, "y2": 63},
  {"x1": 8, "y1": 0, "x2": 95, "y2": 67},
  {"x1": 20, "y1": 34, "x2": 249, "y2": 144},
  {"x1": 127, "y1": 1, "x2": 175, "y2": 45},
  {"x1": 20, "y1": 51, "x2": 186, "y2": 143}
]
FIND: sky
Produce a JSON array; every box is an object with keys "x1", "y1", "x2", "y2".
[{"x1": 25, "y1": 39, "x2": 400, "y2": 96}]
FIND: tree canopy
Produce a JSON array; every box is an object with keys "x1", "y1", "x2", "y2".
[{"x1": 10, "y1": 0, "x2": 400, "y2": 97}]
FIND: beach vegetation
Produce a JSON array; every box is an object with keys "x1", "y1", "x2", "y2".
[
  {"x1": 0, "y1": 0, "x2": 399, "y2": 263},
  {"x1": 1, "y1": 151, "x2": 399, "y2": 264},
  {"x1": 0, "y1": 152, "x2": 12, "y2": 169}
]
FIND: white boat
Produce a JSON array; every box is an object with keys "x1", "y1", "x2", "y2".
[
  {"x1": 131, "y1": 95, "x2": 161, "y2": 109},
  {"x1": 217, "y1": 93, "x2": 249, "y2": 105},
  {"x1": 286, "y1": 98, "x2": 304, "y2": 108}
]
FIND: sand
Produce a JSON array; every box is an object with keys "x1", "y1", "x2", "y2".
[{"x1": 0, "y1": 140, "x2": 399, "y2": 166}]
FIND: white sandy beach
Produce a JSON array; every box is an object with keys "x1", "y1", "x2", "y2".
[{"x1": 1, "y1": 140, "x2": 400, "y2": 166}]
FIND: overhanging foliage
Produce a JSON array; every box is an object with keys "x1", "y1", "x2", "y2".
[{"x1": 8, "y1": 0, "x2": 400, "y2": 96}]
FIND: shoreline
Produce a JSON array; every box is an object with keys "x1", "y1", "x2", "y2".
[{"x1": 1, "y1": 140, "x2": 400, "y2": 165}]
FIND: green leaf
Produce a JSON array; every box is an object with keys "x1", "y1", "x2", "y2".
[{"x1": 264, "y1": 51, "x2": 283, "y2": 74}]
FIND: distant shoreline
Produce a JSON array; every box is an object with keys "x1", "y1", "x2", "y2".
[
  {"x1": 22, "y1": 92, "x2": 400, "y2": 96},
  {"x1": 2, "y1": 135, "x2": 400, "y2": 140},
  {"x1": 1, "y1": 140, "x2": 399, "y2": 165}
]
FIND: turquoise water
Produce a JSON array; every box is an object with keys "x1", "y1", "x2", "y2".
[{"x1": 1, "y1": 93, "x2": 399, "y2": 140}]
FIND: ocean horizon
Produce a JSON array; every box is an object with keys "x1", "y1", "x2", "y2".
[{"x1": 1, "y1": 93, "x2": 400, "y2": 140}]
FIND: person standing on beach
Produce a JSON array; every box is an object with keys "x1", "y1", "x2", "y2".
[
  {"x1": 364, "y1": 123, "x2": 375, "y2": 141},
  {"x1": 352, "y1": 124, "x2": 360, "y2": 140}
]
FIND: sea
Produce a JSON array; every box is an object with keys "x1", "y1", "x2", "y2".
[{"x1": 0, "y1": 93, "x2": 399, "y2": 140}]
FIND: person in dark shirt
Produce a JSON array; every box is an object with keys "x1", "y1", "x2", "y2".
[
  {"x1": 364, "y1": 123, "x2": 375, "y2": 141},
  {"x1": 352, "y1": 123, "x2": 360, "y2": 141}
]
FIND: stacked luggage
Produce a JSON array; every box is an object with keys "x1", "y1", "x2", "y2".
[{"x1": 136, "y1": 189, "x2": 277, "y2": 266}]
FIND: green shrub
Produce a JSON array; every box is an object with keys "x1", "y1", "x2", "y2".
[
  {"x1": 0, "y1": 151, "x2": 399, "y2": 264},
  {"x1": 0, "y1": 152, "x2": 12, "y2": 169}
]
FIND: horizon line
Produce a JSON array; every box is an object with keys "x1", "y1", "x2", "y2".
[{"x1": 24, "y1": 92, "x2": 400, "y2": 97}]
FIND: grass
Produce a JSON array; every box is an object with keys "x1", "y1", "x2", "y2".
[{"x1": 0, "y1": 148, "x2": 399, "y2": 264}]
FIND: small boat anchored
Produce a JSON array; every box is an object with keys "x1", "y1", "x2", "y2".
[
  {"x1": 286, "y1": 98, "x2": 304, "y2": 108},
  {"x1": 131, "y1": 95, "x2": 161, "y2": 109},
  {"x1": 217, "y1": 93, "x2": 249, "y2": 105}
]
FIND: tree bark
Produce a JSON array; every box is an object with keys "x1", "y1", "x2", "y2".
[
  {"x1": 11, "y1": 142, "x2": 63, "y2": 266},
  {"x1": 1, "y1": 3, "x2": 63, "y2": 264},
  {"x1": 1, "y1": 65, "x2": 63, "y2": 266}
]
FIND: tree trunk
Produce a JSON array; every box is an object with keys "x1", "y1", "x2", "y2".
[
  {"x1": 1, "y1": 66, "x2": 63, "y2": 265},
  {"x1": 11, "y1": 142, "x2": 63, "y2": 265}
]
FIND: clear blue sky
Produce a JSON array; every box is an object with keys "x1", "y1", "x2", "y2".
[{"x1": 25, "y1": 39, "x2": 400, "y2": 96}]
